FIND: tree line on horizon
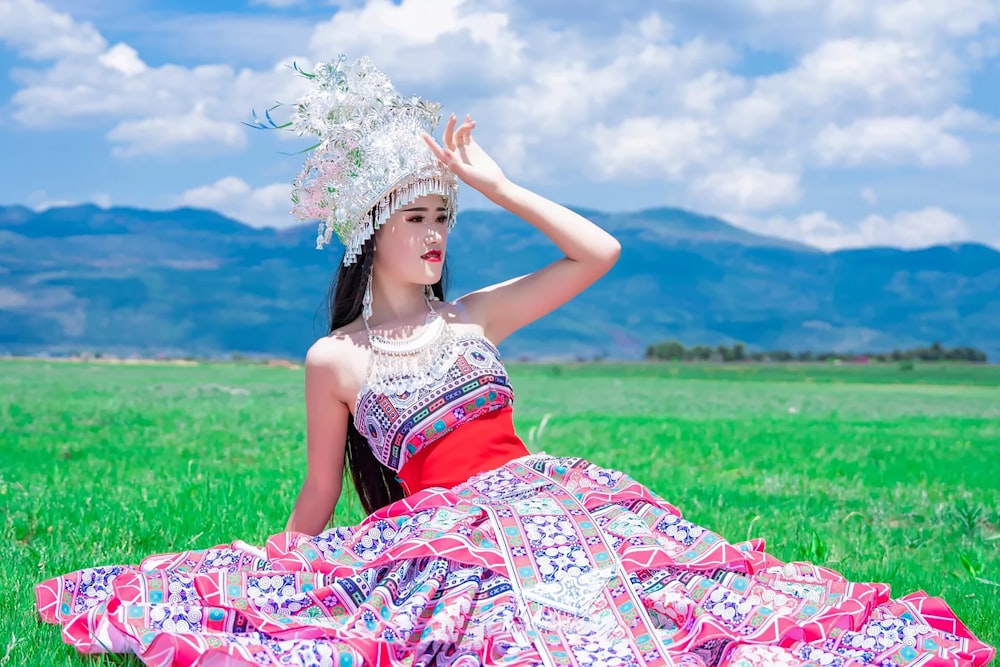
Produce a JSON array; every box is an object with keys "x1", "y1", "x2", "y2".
[{"x1": 644, "y1": 340, "x2": 989, "y2": 363}]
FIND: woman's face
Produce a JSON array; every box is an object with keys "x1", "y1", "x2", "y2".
[{"x1": 373, "y1": 194, "x2": 449, "y2": 287}]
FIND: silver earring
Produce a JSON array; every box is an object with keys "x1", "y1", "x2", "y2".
[
  {"x1": 425, "y1": 284, "x2": 437, "y2": 302},
  {"x1": 362, "y1": 266, "x2": 374, "y2": 322}
]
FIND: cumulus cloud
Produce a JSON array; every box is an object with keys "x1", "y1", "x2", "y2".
[
  {"x1": 3, "y1": 0, "x2": 999, "y2": 246},
  {"x1": 748, "y1": 0, "x2": 818, "y2": 14},
  {"x1": 680, "y1": 70, "x2": 747, "y2": 114},
  {"x1": 813, "y1": 116, "x2": 971, "y2": 167},
  {"x1": 829, "y1": 0, "x2": 1000, "y2": 39},
  {"x1": 97, "y1": 43, "x2": 147, "y2": 76},
  {"x1": 108, "y1": 104, "x2": 248, "y2": 158},
  {"x1": 691, "y1": 167, "x2": 802, "y2": 211},
  {"x1": 179, "y1": 177, "x2": 294, "y2": 228},
  {"x1": 0, "y1": 0, "x2": 105, "y2": 59},
  {"x1": 487, "y1": 13, "x2": 735, "y2": 178},
  {"x1": 591, "y1": 117, "x2": 725, "y2": 181},
  {"x1": 11, "y1": 52, "x2": 307, "y2": 127},
  {"x1": 746, "y1": 39, "x2": 963, "y2": 124},
  {"x1": 733, "y1": 0, "x2": 1000, "y2": 41},
  {"x1": 579, "y1": 28, "x2": 989, "y2": 218},
  {"x1": 3, "y1": 0, "x2": 309, "y2": 155},
  {"x1": 735, "y1": 206, "x2": 972, "y2": 250},
  {"x1": 307, "y1": 0, "x2": 525, "y2": 86}
]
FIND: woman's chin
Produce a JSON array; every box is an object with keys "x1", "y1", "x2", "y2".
[{"x1": 419, "y1": 267, "x2": 443, "y2": 282}]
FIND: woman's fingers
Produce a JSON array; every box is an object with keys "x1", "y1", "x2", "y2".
[
  {"x1": 420, "y1": 132, "x2": 450, "y2": 165},
  {"x1": 443, "y1": 114, "x2": 458, "y2": 151},
  {"x1": 445, "y1": 114, "x2": 477, "y2": 147},
  {"x1": 429, "y1": 114, "x2": 475, "y2": 168},
  {"x1": 455, "y1": 117, "x2": 476, "y2": 147}
]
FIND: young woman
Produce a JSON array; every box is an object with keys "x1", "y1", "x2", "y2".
[{"x1": 36, "y1": 56, "x2": 994, "y2": 667}]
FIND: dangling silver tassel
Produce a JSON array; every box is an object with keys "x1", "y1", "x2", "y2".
[
  {"x1": 362, "y1": 265, "x2": 374, "y2": 322},
  {"x1": 424, "y1": 284, "x2": 438, "y2": 302}
]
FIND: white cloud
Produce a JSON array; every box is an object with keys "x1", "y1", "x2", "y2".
[
  {"x1": 8, "y1": 49, "x2": 309, "y2": 157},
  {"x1": 748, "y1": 0, "x2": 818, "y2": 14},
  {"x1": 457, "y1": 11, "x2": 737, "y2": 182},
  {"x1": 680, "y1": 70, "x2": 747, "y2": 114},
  {"x1": 692, "y1": 167, "x2": 802, "y2": 211},
  {"x1": 738, "y1": 0, "x2": 1000, "y2": 41},
  {"x1": 736, "y1": 206, "x2": 972, "y2": 250},
  {"x1": 937, "y1": 105, "x2": 1000, "y2": 132},
  {"x1": 491, "y1": 133, "x2": 532, "y2": 180},
  {"x1": 107, "y1": 104, "x2": 247, "y2": 157},
  {"x1": 810, "y1": 107, "x2": 1000, "y2": 168},
  {"x1": 813, "y1": 116, "x2": 971, "y2": 167},
  {"x1": 135, "y1": 13, "x2": 318, "y2": 67},
  {"x1": 498, "y1": 59, "x2": 630, "y2": 136},
  {"x1": 860, "y1": 187, "x2": 878, "y2": 205},
  {"x1": 749, "y1": 39, "x2": 963, "y2": 121},
  {"x1": 3, "y1": 0, "x2": 1000, "y2": 248},
  {"x1": 528, "y1": 12, "x2": 994, "y2": 216},
  {"x1": 3, "y1": 0, "x2": 528, "y2": 159},
  {"x1": 591, "y1": 117, "x2": 725, "y2": 181},
  {"x1": 179, "y1": 177, "x2": 294, "y2": 228},
  {"x1": 10, "y1": 55, "x2": 305, "y2": 128},
  {"x1": 0, "y1": 0, "x2": 105, "y2": 59},
  {"x1": 968, "y1": 34, "x2": 1000, "y2": 62},
  {"x1": 97, "y1": 42, "x2": 146, "y2": 76},
  {"x1": 866, "y1": 0, "x2": 1000, "y2": 39},
  {"x1": 724, "y1": 94, "x2": 785, "y2": 140},
  {"x1": 2, "y1": 0, "x2": 312, "y2": 156},
  {"x1": 307, "y1": 0, "x2": 524, "y2": 86}
]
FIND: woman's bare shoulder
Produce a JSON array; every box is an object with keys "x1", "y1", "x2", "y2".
[
  {"x1": 305, "y1": 324, "x2": 365, "y2": 375},
  {"x1": 305, "y1": 322, "x2": 370, "y2": 401}
]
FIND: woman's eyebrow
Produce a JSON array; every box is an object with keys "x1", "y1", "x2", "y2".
[{"x1": 402, "y1": 206, "x2": 448, "y2": 212}]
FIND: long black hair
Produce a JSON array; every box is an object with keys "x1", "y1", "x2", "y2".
[{"x1": 327, "y1": 233, "x2": 449, "y2": 516}]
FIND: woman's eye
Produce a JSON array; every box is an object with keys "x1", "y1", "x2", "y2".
[
  {"x1": 436, "y1": 215, "x2": 448, "y2": 224},
  {"x1": 408, "y1": 216, "x2": 424, "y2": 223}
]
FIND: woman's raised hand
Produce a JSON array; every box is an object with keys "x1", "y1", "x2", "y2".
[{"x1": 422, "y1": 114, "x2": 508, "y2": 196}]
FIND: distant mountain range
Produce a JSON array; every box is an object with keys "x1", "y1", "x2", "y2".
[{"x1": 1, "y1": 204, "x2": 998, "y2": 361}]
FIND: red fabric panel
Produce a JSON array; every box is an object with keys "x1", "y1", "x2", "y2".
[{"x1": 396, "y1": 407, "x2": 529, "y2": 494}]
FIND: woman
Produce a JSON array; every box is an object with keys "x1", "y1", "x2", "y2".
[{"x1": 36, "y1": 56, "x2": 994, "y2": 667}]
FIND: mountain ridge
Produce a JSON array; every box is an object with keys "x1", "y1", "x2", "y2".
[{"x1": 1, "y1": 203, "x2": 997, "y2": 361}]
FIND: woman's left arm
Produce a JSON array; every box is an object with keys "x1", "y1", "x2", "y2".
[
  {"x1": 465, "y1": 180, "x2": 621, "y2": 343},
  {"x1": 423, "y1": 115, "x2": 621, "y2": 344}
]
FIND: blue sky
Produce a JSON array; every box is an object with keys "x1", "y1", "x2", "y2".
[{"x1": 2, "y1": 0, "x2": 999, "y2": 250}]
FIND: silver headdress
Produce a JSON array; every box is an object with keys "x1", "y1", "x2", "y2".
[{"x1": 256, "y1": 55, "x2": 459, "y2": 265}]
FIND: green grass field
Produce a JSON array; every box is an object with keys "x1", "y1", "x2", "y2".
[{"x1": 1, "y1": 359, "x2": 998, "y2": 665}]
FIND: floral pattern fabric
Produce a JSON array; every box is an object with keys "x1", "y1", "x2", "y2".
[{"x1": 36, "y1": 455, "x2": 994, "y2": 667}]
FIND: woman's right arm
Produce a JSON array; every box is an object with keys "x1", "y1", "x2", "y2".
[{"x1": 284, "y1": 337, "x2": 349, "y2": 535}]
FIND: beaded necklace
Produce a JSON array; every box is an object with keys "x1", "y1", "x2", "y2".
[{"x1": 361, "y1": 296, "x2": 460, "y2": 396}]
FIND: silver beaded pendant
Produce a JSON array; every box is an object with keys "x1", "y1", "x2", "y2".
[{"x1": 364, "y1": 306, "x2": 460, "y2": 396}]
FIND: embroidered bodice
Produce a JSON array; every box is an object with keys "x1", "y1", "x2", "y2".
[{"x1": 353, "y1": 332, "x2": 515, "y2": 473}]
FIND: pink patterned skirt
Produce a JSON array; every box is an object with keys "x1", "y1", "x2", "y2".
[{"x1": 36, "y1": 456, "x2": 995, "y2": 666}]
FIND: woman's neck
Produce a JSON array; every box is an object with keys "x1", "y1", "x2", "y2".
[{"x1": 368, "y1": 279, "x2": 430, "y2": 329}]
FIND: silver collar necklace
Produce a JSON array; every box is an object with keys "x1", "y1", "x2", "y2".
[{"x1": 362, "y1": 293, "x2": 460, "y2": 395}]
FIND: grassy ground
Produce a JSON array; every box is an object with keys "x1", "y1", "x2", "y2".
[{"x1": 1, "y1": 359, "x2": 998, "y2": 665}]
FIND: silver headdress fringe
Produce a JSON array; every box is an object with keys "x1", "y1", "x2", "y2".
[{"x1": 254, "y1": 55, "x2": 459, "y2": 266}]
